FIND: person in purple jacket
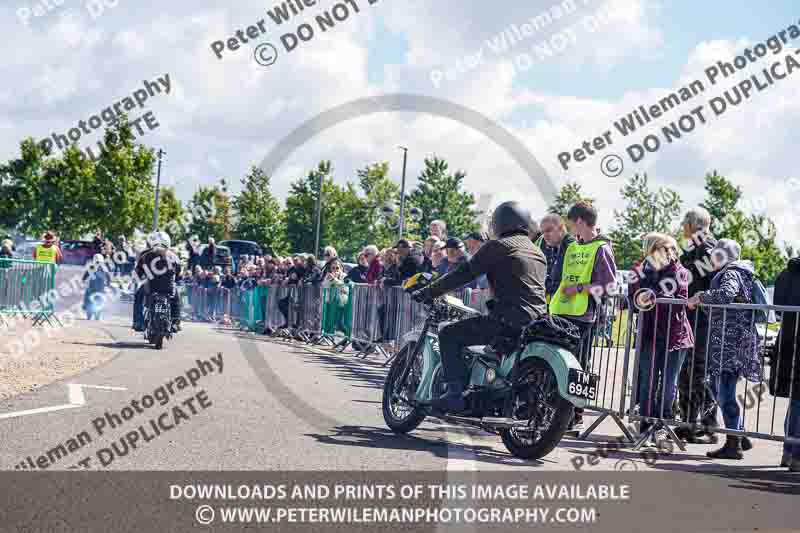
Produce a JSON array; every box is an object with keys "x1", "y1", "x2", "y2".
[{"x1": 629, "y1": 232, "x2": 695, "y2": 449}]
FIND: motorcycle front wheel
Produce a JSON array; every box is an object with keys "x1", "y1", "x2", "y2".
[
  {"x1": 382, "y1": 342, "x2": 426, "y2": 434},
  {"x1": 500, "y1": 358, "x2": 574, "y2": 460}
]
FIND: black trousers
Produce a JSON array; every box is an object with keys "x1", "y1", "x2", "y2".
[
  {"x1": 278, "y1": 297, "x2": 290, "y2": 326},
  {"x1": 678, "y1": 310, "x2": 715, "y2": 423},
  {"x1": 438, "y1": 316, "x2": 520, "y2": 388}
]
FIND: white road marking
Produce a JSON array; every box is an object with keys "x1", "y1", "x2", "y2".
[{"x1": 0, "y1": 383, "x2": 127, "y2": 421}]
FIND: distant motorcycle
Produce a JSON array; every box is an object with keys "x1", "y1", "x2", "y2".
[
  {"x1": 382, "y1": 273, "x2": 598, "y2": 460},
  {"x1": 143, "y1": 293, "x2": 173, "y2": 349}
]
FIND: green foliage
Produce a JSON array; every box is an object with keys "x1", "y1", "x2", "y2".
[
  {"x1": 701, "y1": 170, "x2": 786, "y2": 284},
  {"x1": 156, "y1": 186, "x2": 184, "y2": 239},
  {"x1": 355, "y1": 162, "x2": 401, "y2": 249},
  {"x1": 548, "y1": 181, "x2": 595, "y2": 218},
  {"x1": 0, "y1": 117, "x2": 156, "y2": 239},
  {"x1": 233, "y1": 166, "x2": 288, "y2": 256},
  {"x1": 285, "y1": 161, "x2": 331, "y2": 257},
  {"x1": 609, "y1": 173, "x2": 683, "y2": 269},
  {"x1": 285, "y1": 161, "x2": 409, "y2": 260},
  {"x1": 407, "y1": 156, "x2": 480, "y2": 239},
  {"x1": 186, "y1": 179, "x2": 233, "y2": 242}
]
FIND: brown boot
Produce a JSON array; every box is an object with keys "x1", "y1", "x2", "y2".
[{"x1": 706, "y1": 436, "x2": 743, "y2": 460}]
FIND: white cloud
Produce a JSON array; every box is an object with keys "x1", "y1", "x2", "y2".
[{"x1": 1, "y1": 0, "x2": 798, "y2": 255}]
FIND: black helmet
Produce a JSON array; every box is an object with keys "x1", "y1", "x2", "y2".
[{"x1": 491, "y1": 201, "x2": 533, "y2": 238}]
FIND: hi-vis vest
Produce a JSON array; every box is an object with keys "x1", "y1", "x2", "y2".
[
  {"x1": 548, "y1": 239, "x2": 607, "y2": 316},
  {"x1": 35, "y1": 244, "x2": 57, "y2": 263}
]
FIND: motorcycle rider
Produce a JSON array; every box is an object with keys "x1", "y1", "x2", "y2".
[
  {"x1": 412, "y1": 201, "x2": 548, "y2": 413},
  {"x1": 132, "y1": 231, "x2": 181, "y2": 333}
]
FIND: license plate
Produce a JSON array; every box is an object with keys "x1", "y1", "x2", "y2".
[
  {"x1": 155, "y1": 303, "x2": 168, "y2": 313},
  {"x1": 567, "y1": 369, "x2": 598, "y2": 401}
]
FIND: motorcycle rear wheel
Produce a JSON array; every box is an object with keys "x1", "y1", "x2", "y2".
[
  {"x1": 500, "y1": 358, "x2": 573, "y2": 460},
  {"x1": 153, "y1": 335, "x2": 164, "y2": 350},
  {"x1": 382, "y1": 342, "x2": 426, "y2": 434}
]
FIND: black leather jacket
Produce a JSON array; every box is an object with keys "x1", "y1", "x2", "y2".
[
  {"x1": 136, "y1": 247, "x2": 179, "y2": 294},
  {"x1": 425, "y1": 230, "x2": 548, "y2": 328}
]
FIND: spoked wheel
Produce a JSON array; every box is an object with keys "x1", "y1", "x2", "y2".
[
  {"x1": 500, "y1": 358, "x2": 574, "y2": 460},
  {"x1": 382, "y1": 342, "x2": 426, "y2": 434}
]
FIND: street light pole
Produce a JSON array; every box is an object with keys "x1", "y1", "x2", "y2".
[
  {"x1": 397, "y1": 146, "x2": 409, "y2": 240},
  {"x1": 152, "y1": 148, "x2": 165, "y2": 232},
  {"x1": 314, "y1": 170, "x2": 324, "y2": 259}
]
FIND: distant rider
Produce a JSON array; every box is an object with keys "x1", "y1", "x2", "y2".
[
  {"x1": 412, "y1": 202, "x2": 548, "y2": 413},
  {"x1": 132, "y1": 231, "x2": 181, "y2": 333}
]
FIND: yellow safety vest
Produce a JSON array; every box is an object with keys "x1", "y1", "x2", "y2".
[
  {"x1": 548, "y1": 239, "x2": 606, "y2": 316},
  {"x1": 35, "y1": 244, "x2": 57, "y2": 263}
]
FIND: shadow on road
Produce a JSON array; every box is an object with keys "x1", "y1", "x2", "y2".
[
  {"x1": 298, "y1": 352, "x2": 387, "y2": 390},
  {"x1": 305, "y1": 424, "x2": 546, "y2": 468},
  {"x1": 63, "y1": 340, "x2": 152, "y2": 350},
  {"x1": 233, "y1": 333, "x2": 390, "y2": 392}
]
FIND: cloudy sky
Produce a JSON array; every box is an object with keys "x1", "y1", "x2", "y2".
[{"x1": 3, "y1": 0, "x2": 799, "y2": 245}]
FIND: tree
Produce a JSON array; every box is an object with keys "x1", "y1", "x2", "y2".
[
  {"x1": 233, "y1": 166, "x2": 288, "y2": 255},
  {"x1": 548, "y1": 181, "x2": 595, "y2": 218},
  {"x1": 91, "y1": 118, "x2": 157, "y2": 239},
  {"x1": 0, "y1": 116, "x2": 156, "y2": 239},
  {"x1": 155, "y1": 186, "x2": 184, "y2": 239},
  {"x1": 407, "y1": 156, "x2": 480, "y2": 239},
  {"x1": 185, "y1": 180, "x2": 232, "y2": 242},
  {"x1": 285, "y1": 161, "x2": 331, "y2": 256},
  {"x1": 701, "y1": 171, "x2": 786, "y2": 284},
  {"x1": 355, "y1": 162, "x2": 401, "y2": 249},
  {"x1": 609, "y1": 173, "x2": 682, "y2": 269}
]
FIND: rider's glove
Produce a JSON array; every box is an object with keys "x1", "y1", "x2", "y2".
[{"x1": 412, "y1": 287, "x2": 432, "y2": 304}]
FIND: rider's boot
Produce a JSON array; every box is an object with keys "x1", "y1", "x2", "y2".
[{"x1": 432, "y1": 381, "x2": 467, "y2": 414}]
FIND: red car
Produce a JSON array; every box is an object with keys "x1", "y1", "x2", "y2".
[{"x1": 60, "y1": 240, "x2": 96, "y2": 265}]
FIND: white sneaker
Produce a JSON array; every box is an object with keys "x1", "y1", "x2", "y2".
[{"x1": 654, "y1": 429, "x2": 673, "y2": 453}]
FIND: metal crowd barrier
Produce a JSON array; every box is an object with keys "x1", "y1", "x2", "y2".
[
  {"x1": 565, "y1": 294, "x2": 640, "y2": 442},
  {"x1": 0, "y1": 259, "x2": 60, "y2": 328},
  {"x1": 627, "y1": 296, "x2": 798, "y2": 451},
  {"x1": 178, "y1": 277, "x2": 800, "y2": 455}
]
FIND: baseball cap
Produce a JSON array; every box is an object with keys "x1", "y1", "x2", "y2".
[
  {"x1": 464, "y1": 232, "x2": 486, "y2": 242},
  {"x1": 395, "y1": 239, "x2": 411, "y2": 249},
  {"x1": 444, "y1": 237, "x2": 464, "y2": 250}
]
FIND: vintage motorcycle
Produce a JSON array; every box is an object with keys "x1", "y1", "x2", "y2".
[
  {"x1": 143, "y1": 293, "x2": 173, "y2": 350},
  {"x1": 382, "y1": 273, "x2": 598, "y2": 460}
]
